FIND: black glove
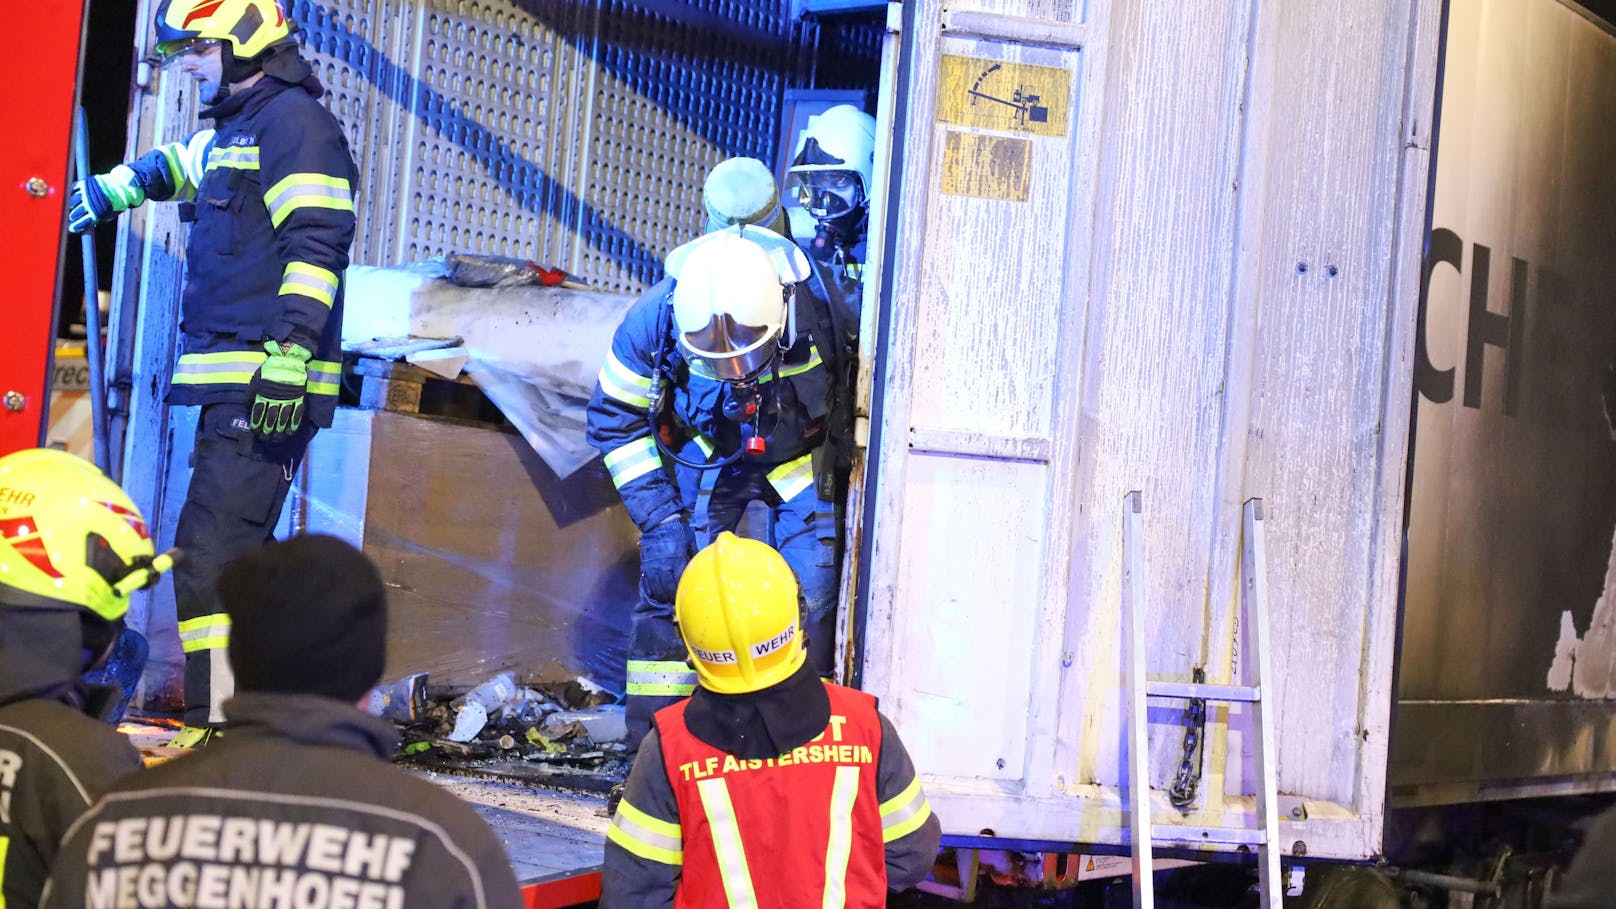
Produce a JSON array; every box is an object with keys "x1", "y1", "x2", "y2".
[{"x1": 640, "y1": 516, "x2": 696, "y2": 604}]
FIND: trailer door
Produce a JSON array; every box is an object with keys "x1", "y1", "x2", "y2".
[{"x1": 856, "y1": 0, "x2": 1442, "y2": 861}]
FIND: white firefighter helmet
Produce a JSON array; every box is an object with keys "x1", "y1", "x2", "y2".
[
  {"x1": 786, "y1": 105, "x2": 877, "y2": 220},
  {"x1": 666, "y1": 227, "x2": 810, "y2": 382}
]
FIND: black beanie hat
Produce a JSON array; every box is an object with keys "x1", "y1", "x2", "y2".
[{"x1": 219, "y1": 535, "x2": 387, "y2": 703}]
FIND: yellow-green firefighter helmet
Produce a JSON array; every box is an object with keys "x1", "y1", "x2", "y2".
[
  {"x1": 155, "y1": 0, "x2": 292, "y2": 63},
  {"x1": 0, "y1": 449, "x2": 161, "y2": 621}
]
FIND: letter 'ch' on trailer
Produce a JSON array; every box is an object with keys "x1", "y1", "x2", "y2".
[
  {"x1": 1396, "y1": 0, "x2": 1616, "y2": 805},
  {"x1": 852, "y1": 0, "x2": 1445, "y2": 866}
]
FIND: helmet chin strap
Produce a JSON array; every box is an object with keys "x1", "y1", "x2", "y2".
[{"x1": 207, "y1": 44, "x2": 265, "y2": 105}]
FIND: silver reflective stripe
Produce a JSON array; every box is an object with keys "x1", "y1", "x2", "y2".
[
  {"x1": 822, "y1": 765, "x2": 861, "y2": 909},
  {"x1": 766, "y1": 452, "x2": 815, "y2": 502},
  {"x1": 207, "y1": 144, "x2": 261, "y2": 171},
  {"x1": 609, "y1": 803, "x2": 684, "y2": 864},
  {"x1": 625, "y1": 659, "x2": 696, "y2": 696},
  {"x1": 697, "y1": 778, "x2": 759, "y2": 908},
  {"x1": 175, "y1": 359, "x2": 260, "y2": 376},
  {"x1": 177, "y1": 614, "x2": 231, "y2": 653},
  {"x1": 598, "y1": 349, "x2": 654, "y2": 408},
  {"x1": 603, "y1": 437, "x2": 661, "y2": 488},
  {"x1": 880, "y1": 776, "x2": 933, "y2": 842}
]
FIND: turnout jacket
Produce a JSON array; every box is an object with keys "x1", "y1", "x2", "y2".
[
  {"x1": 122, "y1": 76, "x2": 357, "y2": 427},
  {"x1": 0, "y1": 600, "x2": 144, "y2": 909},
  {"x1": 585, "y1": 264, "x2": 857, "y2": 531},
  {"x1": 0, "y1": 697, "x2": 142, "y2": 909},
  {"x1": 602, "y1": 681, "x2": 940, "y2": 907},
  {"x1": 41, "y1": 693, "x2": 521, "y2": 909}
]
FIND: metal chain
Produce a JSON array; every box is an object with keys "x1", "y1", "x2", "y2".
[{"x1": 1167, "y1": 666, "x2": 1207, "y2": 813}]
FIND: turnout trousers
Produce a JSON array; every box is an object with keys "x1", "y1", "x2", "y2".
[{"x1": 171, "y1": 402, "x2": 314, "y2": 727}]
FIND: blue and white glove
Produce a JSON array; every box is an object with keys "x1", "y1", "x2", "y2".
[{"x1": 67, "y1": 166, "x2": 145, "y2": 234}]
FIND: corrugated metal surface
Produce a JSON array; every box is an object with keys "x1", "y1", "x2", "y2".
[{"x1": 860, "y1": 0, "x2": 1441, "y2": 861}]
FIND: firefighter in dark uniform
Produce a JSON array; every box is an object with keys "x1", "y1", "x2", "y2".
[
  {"x1": 784, "y1": 104, "x2": 878, "y2": 286},
  {"x1": 601, "y1": 532, "x2": 941, "y2": 906},
  {"x1": 41, "y1": 535, "x2": 523, "y2": 909},
  {"x1": 586, "y1": 220, "x2": 858, "y2": 759},
  {"x1": 68, "y1": 0, "x2": 359, "y2": 747},
  {"x1": 0, "y1": 449, "x2": 174, "y2": 909}
]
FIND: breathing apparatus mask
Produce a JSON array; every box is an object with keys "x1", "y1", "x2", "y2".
[
  {"x1": 654, "y1": 226, "x2": 812, "y2": 464},
  {"x1": 786, "y1": 105, "x2": 876, "y2": 263}
]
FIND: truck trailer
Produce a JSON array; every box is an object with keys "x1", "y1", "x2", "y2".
[{"x1": 5, "y1": 0, "x2": 1615, "y2": 904}]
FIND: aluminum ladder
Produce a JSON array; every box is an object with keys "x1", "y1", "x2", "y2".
[{"x1": 1121, "y1": 492, "x2": 1282, "y2": 909}]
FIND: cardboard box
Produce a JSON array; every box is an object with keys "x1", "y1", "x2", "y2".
[{"x1": 290, "y1": 407, "x2": 638, "y2": 694}]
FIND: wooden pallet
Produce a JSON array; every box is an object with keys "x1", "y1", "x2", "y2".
[{"x1": 352, "y1": 356, "x2": 505, "y2": 424}]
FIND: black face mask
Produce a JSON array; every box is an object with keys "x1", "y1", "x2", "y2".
[{"x1": 80, "y1": 612, "x2": 123, "y2": 673}]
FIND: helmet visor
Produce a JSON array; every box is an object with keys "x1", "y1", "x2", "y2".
[
  {"x1": 155, "y1": 36, "x2": 223, "y2": 68},
  {"x1": 786, "y1": 170, "x2": 864, "y2": 219},
  {"x1": 682, "y1": 312, "x2": 778, "y2": 382}
]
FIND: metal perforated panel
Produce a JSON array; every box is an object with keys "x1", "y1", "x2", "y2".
[
  {"x1": 270, "y1": 0, "x2": 839, "y2": 293},
  {"x1": 578, "y1": 1, "x2": 798, "y2": 288},
  {"x1": 387, "y1": 1, "x2": 563, "y2": 265},
  {"x1": 287, "y1": 0, "x2": 408, "y2": 264},
  {"x1": 805, "y1": 11, "x2": 883, "y2": 93}
]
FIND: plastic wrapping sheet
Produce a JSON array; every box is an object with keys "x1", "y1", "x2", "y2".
[{"x1": 342, "y1": 263, "x2": 637, "y2": 477}]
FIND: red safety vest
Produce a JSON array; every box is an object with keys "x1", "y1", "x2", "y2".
[{"x1": 655, "y1": 683, "x2": 889, "y2": 908}]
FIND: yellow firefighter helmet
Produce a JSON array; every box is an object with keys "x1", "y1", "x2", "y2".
[
  {"x1": 155, "y1": 0, "x2": 292, "y2": 63},
  {"x1": 675, "y1": 532, "x2": 805, "y2": 694},
  {"x1": 0, "y1": 449, "x2": 164, "y2": 622}
]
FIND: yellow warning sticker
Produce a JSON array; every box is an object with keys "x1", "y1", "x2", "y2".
[
  {"x1": 940, "y1": 131, "x2": 1032, "y2": 202},
  {"x1": 936, "y1": 54, "x2": 1071, "y2": 137}
]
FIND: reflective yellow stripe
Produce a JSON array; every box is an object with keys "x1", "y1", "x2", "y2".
[
  {"x1": 307, "y1": 360, "x2": 341, "y2": 396},
  {"x1": 766, "y1": 452, "x2": 815, "y2": 502},
  {"x1": 880, "y1": 775, "x2": 933, "y2": 843},
  {"x1": 279, "y1": 262, "x2": 339, "y2": 308},
  {"x1": 177, "y1": 614, "x2": 231, "y2": 653},
  {"x1": 693, "y1": 435, "x2": 715, "y2": 458},
  {"x1": 598, "y1": 350, "x2": 654, "y2": 408},
  {"x1": 173, "y1": 351, "x2": 266, "y2": 386},
  {"x1": 602, "y1": 437, "x2": 661, "y2": 489},
  {"x1": 760, "y1": 342, "x2": 823, "y2": 383},
  {"x1": 1, "y1": 834, "x2": 9, "y2": 905},
  {"x1": 158, "y1": 144, "x2": 186, "y2": 189},
  {"x1": 606, "y1": 800, "x2": 683, "y2": 866},
  {"x1": 697, "y1": 778, "x2": 758, "y2": 908},
  {"x1": 175, "y1": 352, "x2": 339, "y2": 395},
  {"x1": 822, "y1": 766, "x2": 860, "y2": 908},
  {"x1": 157, "y1": 130, "x2": 213, "y2": 199},
  {"x1": 625, "y1": 659, "x2": 695, "y2": 697},
  {"x1": 206, "y1": 144, "x2": 260, "y2": 171},
  {"x1": 265, "y1": 172, "x2": 355, "y2": 228}
]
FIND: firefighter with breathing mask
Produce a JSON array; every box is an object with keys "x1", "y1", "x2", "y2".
[
  {"x1": 588, "y1": 165, "x2": 858, "y2": 761},
  {"x1": 785, "y1": 104, "x2": 877, "y2": 285}
]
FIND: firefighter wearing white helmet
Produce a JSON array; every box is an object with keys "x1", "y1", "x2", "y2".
[
  {"x1": 587, "y1": 219, "x2": 857, "y2": 760},
  {"x1": 602, "y1": 532, "x2": 941, "y2": 906},
  {"x1": 786, "y1": 104, "x2": 878, "y2": 282},
  {"x1": 0, "y1": 449, "x2": 174, "y2": 908},
  {"x1": 67, "y1": 0, "x2": 360, "y2": 749}
]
